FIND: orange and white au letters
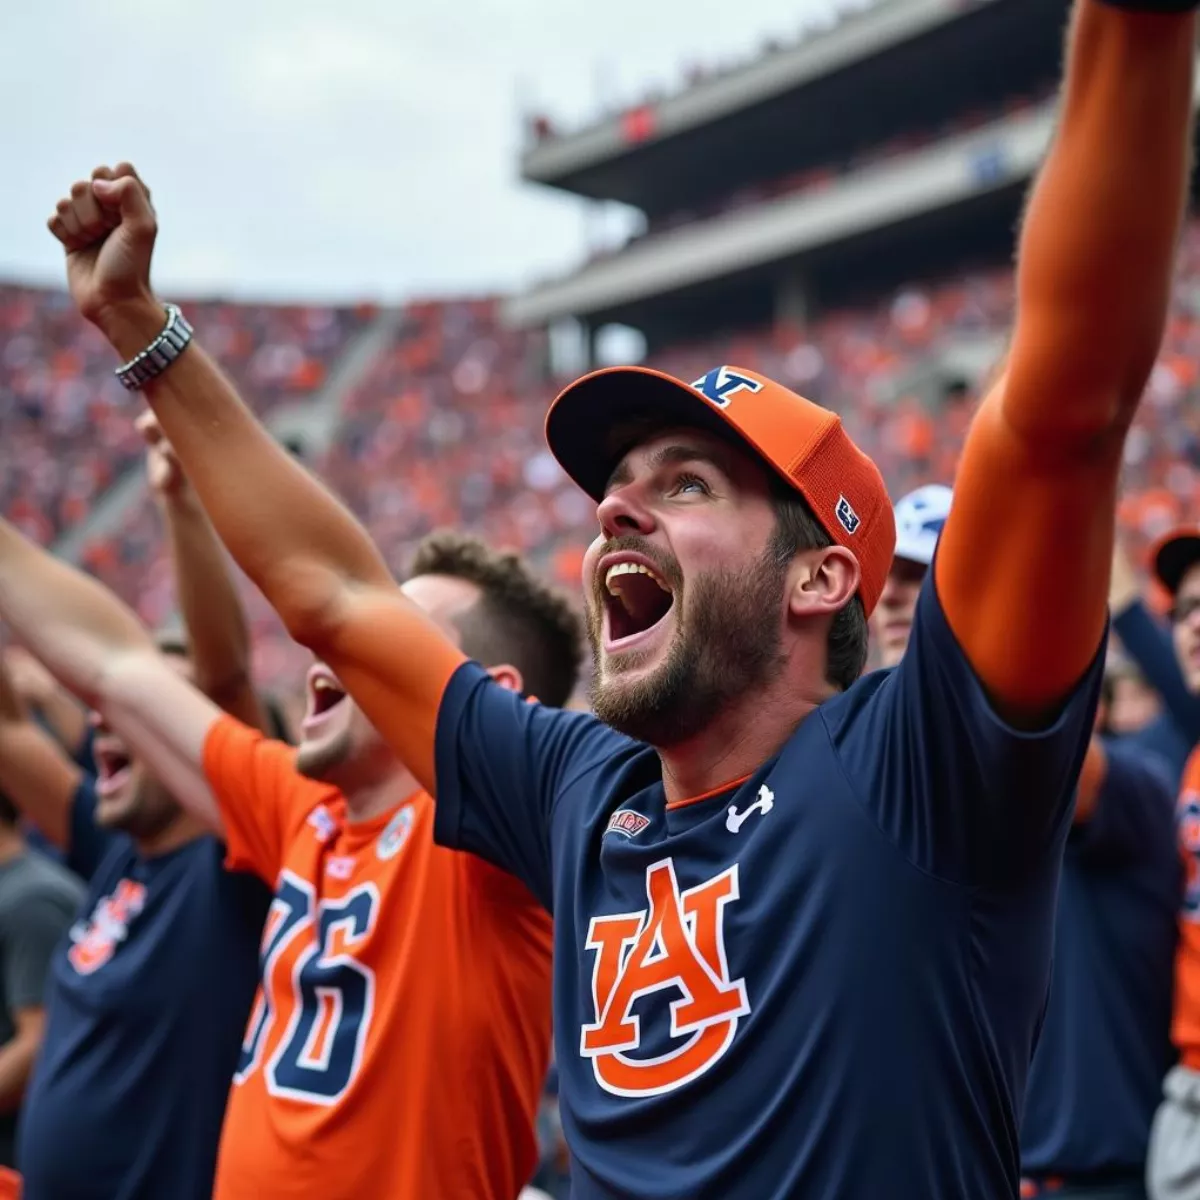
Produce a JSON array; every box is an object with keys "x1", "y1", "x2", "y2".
[{"x1": 580, "y1": 858, "x2": 750, "y2": 1097}]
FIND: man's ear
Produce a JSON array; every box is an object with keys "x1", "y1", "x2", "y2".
[
  {"x1": 486, "y1": 663, "x2": 524, "y2": 695},
  {"x1": 785, "y1": 546, "x2": 860, "y2": 620}
]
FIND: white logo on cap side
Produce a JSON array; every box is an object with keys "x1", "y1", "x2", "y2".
[{"x1": 836, "y1": 495, "x2": 861, "y2": 535}]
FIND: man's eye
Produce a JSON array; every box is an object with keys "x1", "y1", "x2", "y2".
[{"x1": 674, "y1": 473, "x2": 709, "y2": 495}]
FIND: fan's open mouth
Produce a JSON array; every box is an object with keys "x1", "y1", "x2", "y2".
[
  {"x1": 603, "y1": 559, "x2": 675, "y2": 644},
  {"x1": 310, "y1": 676, "x2": 347, "y2": 717},
  {"x1": 94, "y1": 741, "x2": 133, "y2": 796}
]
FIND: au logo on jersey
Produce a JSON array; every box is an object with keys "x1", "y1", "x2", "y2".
[
  {"x1": 580, "y1": 858, "x2": 749, "y2": 1097},
  {"x1": 690, "y1": 366, "x2": 763, "y2": 409},
  {"x1": 68, "y1": 879, "x2": 147, "y2": 976}
]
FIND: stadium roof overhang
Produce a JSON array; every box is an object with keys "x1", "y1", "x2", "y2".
[
  {"x1": 519, "y1": 0, "x2": 1065, "y2": 215},
  {"x1": 505, "y1": 102, "x2": 1056, "y2": 331}
]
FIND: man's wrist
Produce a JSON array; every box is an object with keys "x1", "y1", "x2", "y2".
[
  {"x1": 94, "y1": 294, "x2": 171, "y2": 362},
  {"x1": 157, "y1": 480, "x2": 197, "y2": 510}
]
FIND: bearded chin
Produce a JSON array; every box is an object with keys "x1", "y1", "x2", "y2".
[
  {"x1": 589, "y1": 551, "x2": 789, "y2": 749},
  {"x1": 295, "y1": 727, "x2": 353, "y2": 782},
  {"x1": 589, "y1": 637, "x2": 714, "y2": 747}
]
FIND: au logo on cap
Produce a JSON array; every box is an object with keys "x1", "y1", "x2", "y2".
[{"x1": 691, "y1": 366, "x2": 763, "y2": 409}]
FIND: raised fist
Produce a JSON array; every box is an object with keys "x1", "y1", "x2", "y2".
[
  {"x1": 136, "y1": 410, "x2": 186, "y2": 496},
  {"x1": 47, "y1": 163, "x2": 157, "y2": 331}
]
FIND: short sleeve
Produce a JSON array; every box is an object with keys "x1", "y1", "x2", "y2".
[
  {"x1": 824, "y1": 571, "x2": 1105, "y2": 885},
  {"x1": 1071, "y1": 737, "x2": 1177, "y2": 867},
  {"x1": 67, "y1": 776, "x2": 116, "y2": 883},
  {"x1": 434, "y1": 662, "x2": 628, "y2": 909},
  {"x1": 1, "y1": 890, "x2": 77, "y2": 1011},
  {"x1": 202, "y1": 715, "x2": 329, "y2": 883}
]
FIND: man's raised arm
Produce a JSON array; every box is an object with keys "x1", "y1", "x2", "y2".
[
  {"x1": 936, "y1": 0, "x2": 1195, "y2": 723},
  {"x1": 0, "y1": 518, "x2": 224, "y2": 830},
  {"x1": 47, "y1": 164, "x2": 465, "y2": 793},
  {"x1": 0, "y1": 651, "x2": 81, "y2": 848},
  {"x1": 138, "y1": 411, "x2": 269, "y2": 733}
]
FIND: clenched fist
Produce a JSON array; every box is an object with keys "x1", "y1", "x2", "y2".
[{"x1": 47, "y1": 163, "x2": 161, "y2": 348}]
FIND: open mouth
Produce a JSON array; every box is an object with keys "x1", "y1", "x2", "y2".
[
  {"x1": 602, "y1": 559, "x2": 675, "y2": 647},
  {"x1": 304, "y1": 671, "x2": 348, "y2": 731},
  {"x1": 94, "y1": 741, "x2": 133, "y2": 798}
]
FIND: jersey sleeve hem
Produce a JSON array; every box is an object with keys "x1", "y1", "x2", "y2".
[
  {"x1": 201, "y1": 715, "x2": 283, "y2": 883},
  {"x1": 432, "y1": 659, "x2": 487, "y2": 852},
  {"x1": 926, "y1": 565, "x2": 1108, "y2": 747}
]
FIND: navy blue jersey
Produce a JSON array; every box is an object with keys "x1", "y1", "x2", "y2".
[
  {"x1": 1111, "y1": 600, "x2": 1200, "y2": 786},
  {"x1": 17, "y1": 779, "x2": 269, "y2": 1200},
  {"x1": 434, "y1": 577, "x2": 1103, "y2": 1200},
  {"x1": 1021, "y1": 738, "x2": 1180, "y2": 1177}
]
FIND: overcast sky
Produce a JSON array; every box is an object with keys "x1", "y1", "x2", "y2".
[{"x1": 4, "y1": 0, "x2": 840, "y2": 302}]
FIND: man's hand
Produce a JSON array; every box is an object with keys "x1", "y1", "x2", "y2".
[
  {"x1": 137, "y1": 411, "x2": 186, "y2": 498},
  {"x1": 47, "y1": 163, "x2": 161, "y2": 344}
]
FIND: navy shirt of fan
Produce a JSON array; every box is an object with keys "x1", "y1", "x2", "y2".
[
  {"x1": 433, "y1": 575, "x2": 1103, "y2": 1200},
  {"x1": 1021, "y1": 739, "x2": 1180, "y2": 1182},
  {"x1": 1111, "y1": 600, "x2": 1200, "y2": 786},
  {"x1": 17, "y1": 779, "x2": 269, "y2": 1200}
]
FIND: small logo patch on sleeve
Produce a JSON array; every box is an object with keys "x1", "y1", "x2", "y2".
[{"x1": 606, "y1": 809, "x2": 650, "y2": 838}]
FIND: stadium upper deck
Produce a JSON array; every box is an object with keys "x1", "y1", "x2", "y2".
[
  {"x1": 508, "y1": 0, "x2": 1200, "y2": 348},
  {"x1": 520, "y1": 0, "x2": 1063, "y2": 217}
]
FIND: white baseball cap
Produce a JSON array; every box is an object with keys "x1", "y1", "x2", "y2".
[{"x1": 892, "y1": 484, "x2": 953, "y2": 567}]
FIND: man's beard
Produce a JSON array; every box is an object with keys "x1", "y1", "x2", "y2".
[{"x1": 588, "y1": 539, "x2": 789, "y2": 747}]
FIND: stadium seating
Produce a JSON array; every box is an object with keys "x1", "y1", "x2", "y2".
[
  {"x1": 6, "y1": 218, "x2": 1200, "y2": 695},
  {"x1": 0, "y1": 286, "x2": 370, "y2": 547}
]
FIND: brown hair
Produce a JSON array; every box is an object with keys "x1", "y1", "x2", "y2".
[
  {"x1": 409, "y1": 531, "x2": 584, "y2": 708},
  {"x1": 769, "y1": 481, "x2": 870, "y2": 692}
]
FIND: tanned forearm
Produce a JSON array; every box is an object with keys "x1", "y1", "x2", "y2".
[
  {"x1": 0, "y1": 656, "x2": 79, "y2": 847},
  {"x1": 0, "y1": 522, "x2": 151, "y2": 704},
  {"x1": 1012, "y1": 4, "x2": 1195, "y2": 427},
  {"x1": 159, "y1": 483, "x2": 267, "y2": 730},
  {"x1": 98, "y1": 318, "x2": 393, "y2": 647},
  {"x1": 0, "y1": 666, "x2": 23, "y2": 729},
  {"x1": 4, "y1": 649, "x2": 90, "y2": 757},
  {"x1": 98, "y1": 330, "x2": 459, "y2": 789},
  {"x1": 936, "y1": 1, "x2": 1195, "y2": 719},
  {"x1": 0, "y1": 521, "x2": 226, "y2": 833},
  {"x1": 49, "y1": 168, "x2": 463, "y2": 794}
]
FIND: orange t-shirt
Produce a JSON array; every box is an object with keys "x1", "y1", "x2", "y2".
[
  {"x1": 203, "y1": 716, "x2": 554, "y2": 1200},
  {"x1": 1174, "y1": 747, "x2": 1200, "y2": 1068}
]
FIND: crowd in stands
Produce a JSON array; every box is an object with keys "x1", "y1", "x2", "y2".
[
  {"x1": 0, "y1": 286, "x2": 368, "y2": 548},
  {"x1": 5, "y1": 218, "x2": 1200, "y2": 699}
]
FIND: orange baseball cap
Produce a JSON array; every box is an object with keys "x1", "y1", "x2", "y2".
[{"x1": 545, "y1": 364, "x2": 896, "y2": 616}]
